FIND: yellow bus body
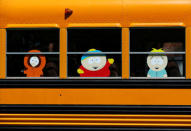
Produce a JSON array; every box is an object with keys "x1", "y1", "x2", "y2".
[
  {"x1": 0, "y1": 0, "x2": 191, "y2": 28},
  {"x1": 1, "y1": 0, "x2": 191, "y2": 129}
]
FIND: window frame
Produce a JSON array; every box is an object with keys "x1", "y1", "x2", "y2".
[
  {"x1": 129, "y1": 27, "x2": 186, "y2": 79},
  {"x1": 66, "y1": 27, "x2": 122, "y2": 79},
  {"x1": 6, "y1": 28, "x2": 60, "y2": 79}
]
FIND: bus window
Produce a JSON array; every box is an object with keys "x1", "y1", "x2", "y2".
[
  {"x1": 6, "y1": 29, "x2": 59, "y2": 78},
  {"x1": 130, "y1": 28, "x2": 185, "y2": 78},
  {"x1": 67, "y1": 28, "x2": 122, "y2": 78}
]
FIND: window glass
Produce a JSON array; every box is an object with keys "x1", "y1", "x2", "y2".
[
  {"x1": 6, "y1": 29, "x2": 59, "y2": 78},
  {"x1": 67, "y1": 28, "x2": 121, "y2": 78},
  {"x1": 68, "y1": 29, "x2": 121, "y2": 52},
  {"x1": 130, "y1": 28, "x2": 185, "y2": 52},
  {"x1": 7, "y1": 55, "x2": 59, "y2": 77},
  {"x1": 130, "y1": 54, "x2": 185, "y2": 77},
  {"x1": 130, "y1": 28, "x2": 185, "y2": 78},
  {"x1": 68, "y1": 54, "x2": 121, "y2": 77},
  {"x1": 7, "y1": 29, "x2": 59, "y2": 52}
]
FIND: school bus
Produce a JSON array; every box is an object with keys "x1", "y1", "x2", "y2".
[{"x1": 1, "y1": 0, "x2": 191, "y2": 130}]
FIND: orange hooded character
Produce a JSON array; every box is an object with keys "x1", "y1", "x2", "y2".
[{"x1": 24, "y1": 50, "x2": 46, "y2": 77}]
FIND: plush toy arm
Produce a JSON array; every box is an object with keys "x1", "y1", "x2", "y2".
[
  {"x1": 147, "y1": 74, "x2": 151, "y2": 77},
  {"x1": 108, "y1": 58, "x2": 114, "y2": 64},
  {"x1": 77, "y1": 68, "x2": 84, "y2": 74}
]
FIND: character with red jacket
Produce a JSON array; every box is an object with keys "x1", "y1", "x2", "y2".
[{"x1": 77, "y1": 49, "x2": 114, "y2": 77}]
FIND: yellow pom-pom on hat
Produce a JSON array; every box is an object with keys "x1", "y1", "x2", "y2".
[{"x1": 88, "y1": 49, "x2": 96, "y2": 51}]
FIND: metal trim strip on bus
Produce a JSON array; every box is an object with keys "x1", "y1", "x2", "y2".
[
  {"x1": 6, "y1": 52, "x2": 60, "y2": 55},
  {"x1": 130, "y1": 52, "x2": 185, "y2": 54}
]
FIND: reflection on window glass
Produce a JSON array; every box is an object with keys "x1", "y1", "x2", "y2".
[
  {"x1": 130, "y1": 28, "x2": 185, "y2": 78},
  {"x1": 6, "y1": 29, "x2": 59, "y2": 77},
  {"x1": 67, "y1": 28, "x2": 121, "y2": 77},
  {"x1": 7, "y1": 29, "x2": 59, "y2": 52},
  {"x1": 68, "y1": 29, "x2": 121, "y2": 52},
  {"x1": 130, "y1": 28, "x2": 185, "y2": 52}
]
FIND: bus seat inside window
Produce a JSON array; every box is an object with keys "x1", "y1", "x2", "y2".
[
  {"x1": 130, "y1": 28, "x2": 185, "y2": 78},
  {"x1": 6, "y1": 29, "x2": 59, "y2": 77},
  {"x1": 67, "y1": 28, "x2": 121, "y2": 78}
]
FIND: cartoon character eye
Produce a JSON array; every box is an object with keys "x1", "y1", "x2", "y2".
[
  {"x1": 88, "y1": 57, "x2": 94, "y2": 64},
  {"x1": 151, "y1": 58, "x2": 157, "y2": 65},
  {"x1": 94, "y1": 57, "x2": 101, "y2": 63}
]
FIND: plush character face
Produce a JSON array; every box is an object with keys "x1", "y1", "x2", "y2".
[
  {"x1": 82, "y1": 56, "x2": 106, "y2": 71},
  {"x1": 147, "y1": 55, "x2": 168, "y2": 71},
  {"x1": 29, "y1": 56, "x2": 40, "y2": 67}
]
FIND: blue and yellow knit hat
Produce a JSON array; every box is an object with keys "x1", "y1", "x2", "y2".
[{"x1": 81, "y1": 49, "x2": 105, "y2": 61}]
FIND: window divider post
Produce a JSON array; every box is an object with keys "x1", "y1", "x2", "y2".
[
  {"x1": 60, "y1": 28, "x2": 67, "y2": 79},
  {"x1": 186, "y1": 27, "x2": 191, "y2": 79},
  {"x1": 0, "y1": 29, "x2": 6, "y2": 79},
  {"x1": 122, "y1": 28, "x2": 129, "y2": 79}
]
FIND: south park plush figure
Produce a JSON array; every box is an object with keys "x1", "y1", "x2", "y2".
[
  {"x1": 77, "y1": 49, "x2": 114, "y2": 77},
  {"x1": 24, "y1": 50, "x2": 46, "y2": 77},
  {"x1": 147, "y1": 48, "x2": 168, "y2": 78}
]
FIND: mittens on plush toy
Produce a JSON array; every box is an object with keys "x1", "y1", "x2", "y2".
[
  {"x1": 77, "y1": 68, "x2": 84, "y2": 74},
  {"x1": 108, "y1": 58, "x2": 114, "y2": 64}
]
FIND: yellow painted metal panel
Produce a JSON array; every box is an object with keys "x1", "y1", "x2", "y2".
[
  {"x1": 1, "y1": 0, "x2": 191, "y2": 27},
  {"x1": 0, "y1": 29, "x2": 6, "y2": 79},
  {"x1": 186, "y1": 27, "x2": 191, "y2": 79},
  {"x1": 2, "y1": 114, "x2": 191, "y2": 127},
  {"x1": 6, "y1": 24, "x2": 59, "y2": 28},
  {"x1": 1, "y1": 88, "x2": 191, "y2": 105},
  {"x1": 130, "y1": 23, "x2": 185, "y2": 27},
  {"x1": 122, "y1": 28, "x2": 129, "y2": 79},
  {"x1": 60, "y1": 28, "x2": 67, "y2": 78},
  {"x1": 67, "y1": 23, "x2": 121, "y2": 27},
  {"x1": 125, "y1": 0, "x2": 191, "y2": 27}
]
